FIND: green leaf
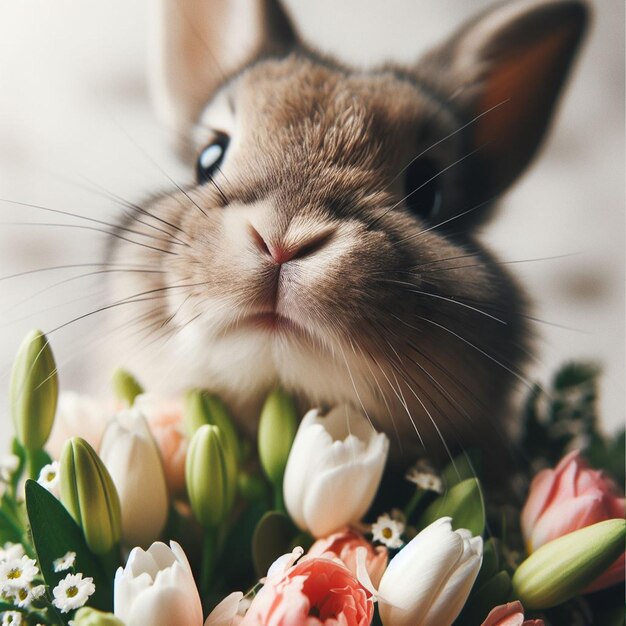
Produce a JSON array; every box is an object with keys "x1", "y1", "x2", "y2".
[
  {"x1": 252, "y1": 511, "x2": 296, "y2": 578},
  {"x1": 441, "y1": 450, "x2": 482, "y2": 488},
  {"x1": 418, "y1": 478, "x2": 485, "y2": 537},
  {"x1": 25, "y1": 479, "x2": 113, "y2": 619}
]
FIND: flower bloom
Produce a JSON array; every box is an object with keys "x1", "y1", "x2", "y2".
[
  {"x1": 521, "y1": 450, "x2": 625, "y2": 592},
  {"x1": 241, "y1": 557, "x2": 374, "y2": 626},
  {"x1": 307, "y1": 528, "x2": 388, "y2": 587},
  {"x1": 0, "y1": 555, "x2": 39, "y2": 591},
  {"x1": 52, "y1": 572, "x2": 96, "y2": 613},
  {"x1": 114, "y1": 541, "x2": 203, "y2": 626},
  {"x1": 47, "y1": 392, "x2": 112, "y2": 460},
  {"x1": 1, "y1": 611, "x2": 22, "y2": 625},
  {"x1": 134, "y1": 394, "x2": 188, "y2": 495},
  {"x1": 99, "y1": 409, "x2": 169, "y2": 548},
  {"x1": 376, "y1": 517, "x2": 483, "y2": 626},
  {"x1": 283, "y1": 405, "x2": 389, "y2": 538},
  {"x1": 371, "y1": 513, "x2": 405, "y2": 549},
  {"x1": 53, "y1": 551, "x2": 76, "y2": 572},
  {"x1": 481, "y1": 601, "x2": 544, "y2": 625},
  {"x1": 37, "y1": 461, "x2": 60, "y2": 496}
]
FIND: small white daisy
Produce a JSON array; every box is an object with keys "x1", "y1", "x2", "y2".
[
  {"x1": 0, "y1": 455, "x2": 19, "y2": 483},
  {"x1": 1, "y1": 611, "x2": 22, "y2": 626},
  {"x1": 52, "y1": 573, "x2": 95, "y2": 613},
  {"x1": 0, "y1": 544, "x2": 24, "y2": 564},
  {"x1": 37, "y1": 462, "x2": 60, "y2": 495},
  {"x1": 405, "y1": 460, "x2": 444, "y2": 494},
  {"x1": 0, "y1": 556, "x2": 39, "y2": 590},
  {"x1": 10, "y1": 583, "x2": 47, "y2": 608},
  {"x1": 53, "y1": 551, "x2": 76, "y2": 573},
  {"x1": 371, "y1": 513, "x2": 405, "y2": 549}
]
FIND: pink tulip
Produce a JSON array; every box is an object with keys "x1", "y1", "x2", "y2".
[
  {"x1": 134, "y1": 394, "x2": 188, "y2": 495},
  {"x1": 481, "y1": 601, "x2": 544, "y2": 626},
  {"x1": 521, "y1": 450, "x2": 625, "y2": 592},
  {"x1": 240, "y1": 557, "x2": 374, "y2": 626},
  {"x1": 306, "y1": 528, "x2": 388, "y2": 587}
]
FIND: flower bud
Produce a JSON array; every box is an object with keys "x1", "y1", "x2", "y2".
[
  {"x1": 258, "y1": 388, "x2": 297, "y2": 488},
  {"x1": 60, "y1": 437, "x2": 122, "y2": 555},
  {"x1": 10, "y1": 329, "x2": 58, "y2": 451},
  {"x1": 72, "y1": 608, "x2": 125, "y2": 626},
  {"x1": 111, "y1": 369, "x2": 143, "y2": 407},
  {"x1": 183, "y1": 390, "x2": 240, "y2": 461},
  {"x1": 99, "y1": 410, "x2": 169, "y2": 548},
  {"x1": 512, "y1": 518, "x2": 626, "y2": 609},
  {"x1": 185, "y1": 425, "x2": 234, "y2": 528}
]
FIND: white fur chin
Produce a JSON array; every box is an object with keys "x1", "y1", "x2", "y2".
[{"x1": 114, "y1": 320, "x2": 381, "y2": 434}]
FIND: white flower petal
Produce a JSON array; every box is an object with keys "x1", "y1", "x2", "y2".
[{"x1": 204, "y1": 591, "x2": 244, "y2": 626}]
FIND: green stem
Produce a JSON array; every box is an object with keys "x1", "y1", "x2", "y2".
[
  {"x1": 273, "y1": 486, "x2": 284, "y2": 512},
  {"x1": 25, "y1": 448, "x2": 40, "y2": 481},
  {"x1": 404, "y1": 490, "x2": 426, "y2": 521},
  {"x1": 200, "y1": 529, "x2": 217, "y2": 597}
]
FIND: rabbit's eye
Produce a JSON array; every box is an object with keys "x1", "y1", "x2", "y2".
[
  {"x1": 196, "y1": 136, "x2": 229, "y2": 183},
  {"x1": 404, "y1": 157, "x2": 443, "y2": 220}
]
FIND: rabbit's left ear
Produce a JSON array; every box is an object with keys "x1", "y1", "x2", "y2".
[
  {"x1": 150, "y1": 0, "x2": 297, "y2": 142},
  {"x1": 419, "y1": 0, "x2": 589, "y2": 199}
]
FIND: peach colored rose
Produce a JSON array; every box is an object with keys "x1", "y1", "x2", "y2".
[
  {"x1": 521, "y1": 450, "x2": 625, "y2": 592},
  {"x1": 481, "y1": 601, "x2": 544, "y2": 626},
  {"x1": 241, "y1": 557, "x2": 373, "y2": 626},
  {"x1": 307, "y1": 528, "x2": 388, "y2": 587},
  {"x1": 134, "y1": 394, "x2": 188, "y2": 495}
]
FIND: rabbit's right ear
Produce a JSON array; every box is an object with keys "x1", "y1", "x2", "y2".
[{"x1": 150, "y1": 0, "x2": 297, "y2": 142}]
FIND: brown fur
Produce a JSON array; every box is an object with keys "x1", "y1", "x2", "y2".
[{"x1": 107, "y1": 0, "x2": 588, "y2": 463}]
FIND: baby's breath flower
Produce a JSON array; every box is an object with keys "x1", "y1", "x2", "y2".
[
  {"x1": 52, "y1": 573, "x2": 95, "y2": 613},
  {"x1": 0, "y1": 556, "x2": 39, "y2": 590},
  {"x1": 53, "y1": 551, "x2": 76, "y2": 573},
  {"x1": 405, "y1": 460, "x2": 444, "y2": 494},
  {"x1": 37, "y1": 461, "x2": 60, "y2": 495},
  {"x1": 10, "y1": 582, "x2": 47, "y2": 608},
  {"x1": 372, "y1": 513, "x2": 405, "y2": 549},
  {"x1": 0, "y1": 455, "x2": 19, "y2": 484}
]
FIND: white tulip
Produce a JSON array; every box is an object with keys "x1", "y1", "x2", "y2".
[
  {"x1": 283, "y1": 405, "x2": 389, "y2": 538},
  {"x1": 114, "y1": 541, "x2": 203, "y2": 626},
  {"x1": 99, "y1": 409, "x2": 168, "y2": 548},
  {"x1": 377, "y1": 517, "x2": 483, "y2": 626}
]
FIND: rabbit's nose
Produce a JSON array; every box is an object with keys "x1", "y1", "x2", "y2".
[{"x1": 248, "y1": 224, "x2": 335, "y2": 264}]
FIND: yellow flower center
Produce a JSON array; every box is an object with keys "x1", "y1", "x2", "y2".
[
  {"x1": 66, "y1": 585, "x2": 79, "y2": 598},
  {"x1": 382, "y1": 527, "x2": 393, "y2": 539},
  {"x1": 7, "y1": 568, "x2": 22, "y2": 579},
  {"x1": 46, "y1": 471, "x2": 56, "y2": 482}
]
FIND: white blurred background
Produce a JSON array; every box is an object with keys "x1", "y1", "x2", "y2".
[{"x1": 0, "y1": 0, "x2": 624, "y2": 449}]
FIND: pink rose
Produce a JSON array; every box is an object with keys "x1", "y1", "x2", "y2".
[
  {"x1": 134, "y1": 394, "x2": 188, "y2": 496},
  {"x1": 241, "y1": 557, "x2": 374, "y2": 626},
  {"x1": 481, "y1": 601, "x2": 544, "y2": 626},
  {"x1": 521, "y1": 450, "x2": 625, "y2": 592},
  {"x1": 306, "y1": 528, "x2": 388, "y2": 587}
]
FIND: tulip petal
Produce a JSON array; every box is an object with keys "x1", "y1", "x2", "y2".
[
  {"x1": 529, "y1": 493, "x2": 608, "y2": 550},
  {"x1": 126, "y1": 584, "x2": 201, "y2": 626},
  {"x1": 114, "y1": 569, "x2": 152, "y2": 623},
  {"x1": 379, "y1": 519, "x2": 464, "y2": 619},
  {"x1": 204, "y1": 592, "x2": 244, "y2": 626},
  {"x1": 424, "y1": 552, "x2": 482, "y2": 626}
]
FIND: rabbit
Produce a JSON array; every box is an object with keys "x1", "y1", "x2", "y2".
[{"x1": 105, "y1": 0, "x2": 588, "y2": 462}]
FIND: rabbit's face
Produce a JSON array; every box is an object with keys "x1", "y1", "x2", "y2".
[{"x1": 108, "y1": 0, "x2": 587, "y2": 457}]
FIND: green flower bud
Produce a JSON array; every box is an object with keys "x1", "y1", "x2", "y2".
[
  {"x1": 111, "y1": 368, "x2": 143, "y2": 406},
  {"x1": 9, "y1": 329, "x2": 58, "y2": 451},
  {"x1": 60, "y1": 437, "x2": 122, "y2": 555},
  {"x1": 185, "y1": 425, "x2": 235, "y2": 528},
  {"x1": 184, "y1": 390, "x2": 240, "y2": 461},
  {"x1": 512, "y1": 518, "x2": 626, "y2": 609},
  {"x1": 258, "y1": 388, "x2": 297, "y2": 487},
  {"x1": 71, "y1": 608, "x2": 125, "y2": 626}
]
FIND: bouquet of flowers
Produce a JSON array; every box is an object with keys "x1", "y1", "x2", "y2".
[{"x1": 0, "y1": 330, "x2": 624, "y2": 626}]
